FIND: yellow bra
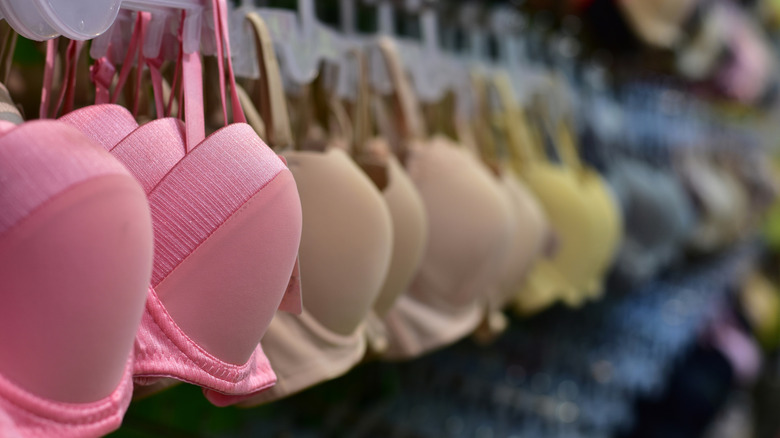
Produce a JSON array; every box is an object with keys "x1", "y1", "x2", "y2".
[
  {"x1": 492, "y1": 74, "x2": 616, "y2": 314},
  {"x1": 556, "y1": 120, "x2": 623, "y2": 304}
]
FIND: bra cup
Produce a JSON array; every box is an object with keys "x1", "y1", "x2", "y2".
[
  {"x1": 496, "y1": 171, "x2": 549, "y2": 306},
  {"x1": 405, "y1": 137, "x2": 511, "y2": 309},
  {"x1": 610, "y1": 161, "x2": 681, "y2": 286},
  {"x1": 283, "y1": 148, "x2": 393, "y2": 336},
  {"x1": 153, "y1": 170, "x2": 301, "y2": 365},
  {"x1": 108, "y1": 118, "x2": 187, "y2": 192},
  {"x1": 149, "y1": 124, "x2": 301, "y2": 366},
  {"x1": 59, "y1": 105, "x2": 140, "y2": 152},
  {"x1": 552, "y1": 169, "x2": 608, "y2": 305},
  {"x1": 370, "y1": 154, "x2": 428, "y2": 318},
  {"x1": 519, "y1": 164, "x2": 595, "y2": 303},
  {"x1": 472, "y1": 162, "x2": 516, "y2": 317},
  {"x1": 580, "y1": 169, "x2": 623, "y2": 298},
  {"x1": 0, "y1": 122, "x2": 152, "y2": 403}
]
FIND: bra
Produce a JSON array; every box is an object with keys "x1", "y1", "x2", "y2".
[
  {"x1": 577, "y1": 169, "x2": 623, "y2": 302},
  {"x1": 608, "y1": 159, "x2": 695, "y2": 289},
  {"x1": 513, "y1": 160, "x2": 596, "y2": 313},
  {"x1": 62, "y1": 107, "x2": 302, "y2": 403},
  {"x1": 488, "y1": 74, "x2": 599, "y2": 314},
  {"x1": 230, "y1": 13, "x2": 393, "y2": 405},
  {"x1": 382, "y1": 136, "x2": 513, "y2": 359},
  {"x1": 0, "y1": 120, "x2": 152, "y2": 436},
  {"x1": 555, "y1": 123, "x2": 622, "y2": 305},
  {"x1": 235, "y1": 147, "x2": 393, "y2": 405},
  {"x1": 60, "y1": 1, "x2": 303, "y2": 404},
  {"x1": 357, "y1": 138, "x2": 428, "y2": 355},
  {"x1": 494, "y1": 166, "x2": 550, "y2": 310}
]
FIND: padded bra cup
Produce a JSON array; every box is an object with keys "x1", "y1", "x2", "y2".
[
  {"x1": 358, "y1": 139, "x2": 428, "y2": 318},
  {"x1": 405, "y1": 137, "x2": 511, "y2": 309},
  {"x1": 522, "y1": 164, "x2": 595, "y2": 296},
  {"x1": 609, "y1": 161, "x2": 695, "y2": 286},
  {"x1": 382, "y1": 137, "x2": 512, "y2": 358},
  {"x1": 0, "y1": 121, "x2": 152, "y2": 435},
  {"x1": 229, "y1": 147, "x2": 394, "y2": 406},
  {"x1": 282, "y1": 148, "x2": 393, "y2": 335},
  {"x1": 577, "y1": 169, "x2": 622, "y2": 300},
  {"x1": 495, "y1": 170, "x2": 549, "y2": 307}
]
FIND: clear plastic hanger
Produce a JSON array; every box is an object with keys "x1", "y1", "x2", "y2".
[
  {"x1": 0, "y1": 0, "x2": 203, "y2": 51},
  {"x1": 388, "y1": 0, "x2": 451, "y2": 103},
  {"x1": 230, "y1": 0, "x2": 352, "y2": 84},
  {"x1": 487, "y1": 4, "x2": 530, "y2": 106}
]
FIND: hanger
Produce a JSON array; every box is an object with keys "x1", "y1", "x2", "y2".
[
  {"x1": 387, "y1": 0, "x2": 451, "y2": 103},
  {"x1": 230, "y1": 0, "x2": 352, "y2": 85},
  {"x1": 0, "y1": 0, "x2": 204, "y2": 54}
]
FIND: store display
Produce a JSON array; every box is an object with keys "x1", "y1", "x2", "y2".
[{"x1": 0, "y1": 0, "x2": 778, "y2": 436}]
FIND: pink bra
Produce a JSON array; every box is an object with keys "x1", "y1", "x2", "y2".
[
  {"x1": 61, "y1": 1, "x2": 303, "y2": 405},
  {"x1": 0, "y1": 119, "x2": 153, "y2": 437}
]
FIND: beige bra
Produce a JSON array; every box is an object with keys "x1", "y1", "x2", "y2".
[
  {"x1": 346, "y1": 51, "x2": 429, "y2": 355},
  {"x1": 375, "y1": 38, "x2": 513, "y2": 359},
  {"x1": 237, "y1": 13, "x2": 393, "y2": 405},
  {"x1": 493, "y1": 163, "x2": 550, "y2": 309},
  {"x1": 383, "y1": 136, "x2": 513, "y2": 359},
  {"x1": 464, "y1": 75, "x2": 550, "y2": 336}
]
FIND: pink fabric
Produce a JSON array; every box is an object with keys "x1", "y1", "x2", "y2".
[
  {"x1": 39, "y1": 39, "x2": 57, "y2": 119},
  {"x1": 210, "y1": 0, "x2": 246, "y2": 125},
  {"x1": 40, "y1": 39, "x2": 85, "y2": 119},
  {"x1": 181, "y1": 51, "x2": 204, "y2": 150},
  {"x1": 134, "y1": 128, "x2": 300, "y2": 398},
  {"x1": 62, "y1": 108, "x2": 299, "y2": 401},
  {"x1": 59, "y1": 104, "x2": 139, "y2": 151},
  {"x1": 0, "y1": 120, "x2": 150, "y2": 437},
  {"x1": 109, "y1": 118, "x2": 187, "y2": 193},
  {"x1": 89, "y1": 58, "x2": 115, "y2": 105},
  {"x1": 0, "y1": 358, "x2": 133, "y2": 438},
  {"x1": 0, "y1": 120, "x2": 128, "y2": 233},
  {"x1": 52, "y1": 0, "x2": 302, "y2": 406},
  {"x1": 133, "y1": 288, "x2": 276, "y2": 402},
  {"x1": 111, "y1": 15, "x2": 143, "y2": 107},
  {"x1": 147, "y1": 123, "x2": 288, "y2": 284}
]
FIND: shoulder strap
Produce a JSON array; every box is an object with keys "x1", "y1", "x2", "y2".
[{"x1": 246, "y1": 12, "x2": 294, "y2": 150}]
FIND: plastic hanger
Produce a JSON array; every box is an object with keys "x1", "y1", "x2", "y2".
[
  {"x1": 231, "y1": 0, "x2": 351, "y2": 85},
  {"x1": 0, "y1": 0, "x2": 203, "y2": 55},
  {"x1": 389, "y1": 0, "x2": 451, "y2": 103}
]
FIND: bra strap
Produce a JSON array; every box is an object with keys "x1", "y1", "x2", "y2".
[
  {"x1": 39, "y1": 39, "x2": 57, "y2": 119},
  {"x1": 40, "y1": 39, "x2": 85, "y2": 119},
  {"x1": 211, "y1": 0, "x2": 246, "y2": 125},
  {"x1": 111, "y1": 14, "x2": 144, "y2": 106},
  {"x1": 246, "y1": 12, "x2": 294, "y2": 150},
  {"x1": 181, "y1": 49, "x2": 204, "y2": 151}
]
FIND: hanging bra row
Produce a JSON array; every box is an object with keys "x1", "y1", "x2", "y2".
[{"x1": 0, "y1": 1, "x2": 774, "y2": 437}]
